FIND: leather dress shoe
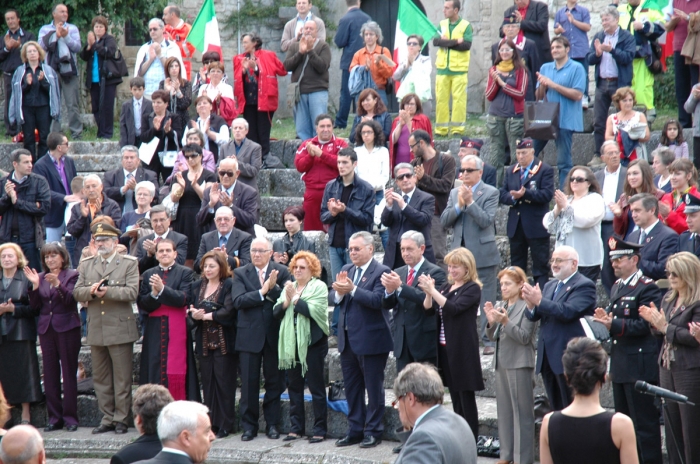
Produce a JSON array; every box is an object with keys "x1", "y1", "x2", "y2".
[
  {"x1": 44, "y1": 423, "x2": 63, "y2": 432},
  {"x1": 216, "y1": 429, "x2": 229, "y2": 439},
  {"x1": 266, "y1": 426, "x2": 280, "y2": 439},
  {"x1": 115, "y1": 422, "x2": 128, "y2": 434},
  {"x1": 92, "y1": 424, "x2": 116, "y2": 434},
  {"x1": 308, "y1": 436, "x2": 324, "y2": 444},
  {"x1": 283, "y1": 434, "x2": 300, "y2": 441},
  {"x1": 66, "y1": 424, "x2": 78, "y2": 432},
  {"x1": 360, "y1": 435, "x2": 382, "y2": 448},
  {"x1": 335, "y1": 435, "x2": 363, "y2": 447},
  {"x1": 241, "y1": 430, "x2": 257, "y2": 441}
]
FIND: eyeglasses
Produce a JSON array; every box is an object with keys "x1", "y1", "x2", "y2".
[
  {"x1": 59, "y1": 142, "x2": 69, "y2": 146},
  {"x1": 499, "y1": 47, "x2": 514, "y2": 53},
  {"x1": 360, "y1": 130, "x2": 375, "y2": 135},
  {"x1": 460, "y1": 168, "x2": 480, "y2": 174},
  {"x1": 570, "y1": 176, "x2": 588, "y2": 183},
  {"x1": 250, "y1": 249, "x2": 271, "y2": 254},
  {"x1": 550, "y1": 258, "x2": 574, "y2": 265},
  {"x1": 396, "y1": 173, "x2": 413, "y2": 180},
  {"x1": 347, "y1": 246, "x2": 368, "y2": 253},
  {"x1": 666, "y1": 269, "x2": 679, "y2": 278},
  {"x1": 184, "y1": 154, "x2": 200, "y2": 160},
  {"x1": 218, "y1": 170, "x2": 235, "y2": 177},
  {"x1": 214, "y1": 217, "x2": 232, "y2": 222},
  {"x1": 392, "y1": 395, "x2": 405, "y2": 409},
  {"x1": 407, "y1": 42, "x2": 420, "y2": 46},
  {"x1": 409, "y1": 141, "x2": 420, "y2": 150}
]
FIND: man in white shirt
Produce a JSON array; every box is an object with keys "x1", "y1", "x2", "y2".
[
  {"x1": 134, "y1": 18, "x2": 185, "y2": 98},
  {"x1": 280, "y1": 0, "x2": 326, "y2": 52},
  {"x1": 595, "y1": 140, "x2": 626, "y2": 294}
]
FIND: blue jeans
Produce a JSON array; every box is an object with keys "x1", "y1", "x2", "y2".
[
  {"x1": 335, "y1": 69, "x2": 353, "y2": 128},
  {"x1": 329, "y1": 246, "x2": 350, "y2": 336},
  {"x1": 376, "y1": 89, "x2": 388, "y2": 106},
  {"x1": 64, "y1": 236, "x2": 77, "y2": 269},
  {"x1": 295, "y1": 90, "x2": 329, "y2": 140},
  {"x1": 46, "y1": 223, "x2": 65, "y2": 243},
  {"x1": 534, "y1": 128, "x2": 573, "y2": 187}
]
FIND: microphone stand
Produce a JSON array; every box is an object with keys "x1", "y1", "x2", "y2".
[{"x1": 660, "y1": 397, "x2": 688, "y2": 464}]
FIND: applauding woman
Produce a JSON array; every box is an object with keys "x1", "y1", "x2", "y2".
[
  {"x1": 187, "y1": 96, "x2": 229, "y2": 163},
  {"x1": 659, "y1": 158, "x2": 698, "y2": 234},
  {"x1": 159, "y1": 57, "x2": 192, "y2": 139},
  {"x1": 141, "y1": 89, "x2": 178, "y2": 182},
  {"x1": 640, "y1": 252, "x2": 700, "y2": 464},
  {"x1": 389, "y1": 93, "x2": 433, "y2": 170},
  {"x1": 349, "y1": 89, "x2": 392, "y2": 144},
  {"x1": 274, "y1": 251, "x2": 329, "y2": 443},
  {"x1": 198, "y1": 61, "x2": 235, "y2": 125}
]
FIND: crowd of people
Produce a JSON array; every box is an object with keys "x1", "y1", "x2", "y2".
[{"x1": 4, "y1": 0, "x2": 700, "y2": 463}]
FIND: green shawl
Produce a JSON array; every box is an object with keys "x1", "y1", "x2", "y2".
[{"x1": 277, "y1": 278, "x2": 329, "y2": 376}]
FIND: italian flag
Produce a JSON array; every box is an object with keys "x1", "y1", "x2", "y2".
[
  {"x1": 393, "y1": 0, "x2": 438, "y2": 87},
  {"x1": 187, "y1": 0, "x2": 222, "y2": 56}
]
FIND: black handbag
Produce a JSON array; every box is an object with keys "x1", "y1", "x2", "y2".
[
  {"x1": 328, "y1": 380, "x2": 346, "y2": 401},
  {"x1": 524, "y1": 95, "x2": 560, "y2": 140},
  {"x1": 103, "y1": 49, "x2": 129, "y2": 78}
]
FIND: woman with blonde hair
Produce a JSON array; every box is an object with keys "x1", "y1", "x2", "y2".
[
  {"x1": 640, "y1": 252, "x2": 700, "y2": 464},
  {"x1": 485, "y1": 265, "x2": 537, "y2": 464},
  {"x1": 419, "y1": 247, "x2": 484, "y2": 440},
  {"x1": 274, "y1": 251, "x2": 329, "y2": 443}
]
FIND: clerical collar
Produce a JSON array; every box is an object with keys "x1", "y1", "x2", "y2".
[{"x1": 159, "y1": 264, "x2": 174, "y2": 272}]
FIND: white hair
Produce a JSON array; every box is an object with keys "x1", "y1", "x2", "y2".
[
  {"x1": 461, "y1": 154, "x2": 483, "y2": 170},
  {"x1": 214, "y1": 206, "x2": 233, "y2": 218},
  {"x1": 251, "y1": 237, "x2": 272, "y2": 250},
  {"x1": 232, "y1": 117, "x2": 249, "y2": 130},
  {"x1": 219, "y1": 157, "x2": 239, "y2": 172},
  {"x1": 0, "y1": 425, "x2": 44, "y2": 464},
  {"x1": 135, "y1": 181, "x2": 156, "y2": 197},
  {"x1": 84, "y1": 174, "x2": 102, "y2": 185},
  {"x1": 556, "y1": 245, "x2": 580, "y2": 262},
  {"x1": 157, "y1": 401, "x2": 209, "y2": 443}
]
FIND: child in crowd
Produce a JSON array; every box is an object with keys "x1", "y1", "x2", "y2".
[
  {"x1": 119, "y1": 77, "x2": 153, "y2": 148},
  {"x1": 554, "y1": 0, "x2": 591, "y2": 108},
  {"x1": 657, "y1": 119, "x2": 689, "y2": 159}
]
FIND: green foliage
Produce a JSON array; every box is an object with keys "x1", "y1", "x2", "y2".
[
  {"x1": 224, "y1": 0, "x2": 334, "y2": 37},
  {"x1": 654, "y1": 56, "x2": 678, "y2": 110},
  {"x1": 0, "y1": 0, "x2": 167, "y2": 41}
]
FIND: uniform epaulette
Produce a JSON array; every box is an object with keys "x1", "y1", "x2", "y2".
[
  {"x1": 640, "y1": 276, "x2": 654, "y2": 284},
  {"x1": 121, "y1": 254, "x2": 138, "y2": 261}
]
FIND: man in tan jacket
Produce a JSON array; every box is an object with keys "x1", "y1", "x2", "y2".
[{"x1": 73, "y1": 222, "x2": 139, "y2": 435}]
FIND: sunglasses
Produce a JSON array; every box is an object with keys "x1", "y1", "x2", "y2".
[
  {"x1": 184, "y1": 154, "x2": 200, "y2": 160},
  {"x1": 570, "y1": 176, "x2": 588, "y2": 183},
  {"x1": 218, "y1": 170, "x2": 235, "y2": 177},
  {"x1": 396, "y1": 173, "x2": 413, "y2": 180},
  {"x1": 460, "y1": 168, "x2": 479, "y2": 174},
  {"x1": 666, "y1": 269, "x2": 679, "y2": 278}
]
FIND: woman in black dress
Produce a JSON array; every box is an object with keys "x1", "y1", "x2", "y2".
[
  {"x1": 0, "y1": 243, "x2": 42, "y2": 425},
  {"x1": 141, "y1": 89, "x2": 179, "y2": 183},
  {"x1": 419, "y1": 247, "x2": 484, "y2": 440},
  {"x1": 540, "y1": 337, "x2": 638, "y2": 464},
  {"x1": 169, "y1": 143, "x2": 216, "y2": 267},
  {"x1": 159, "y1": 57, "x2": 192, "y2": 139},
  {"x1": 189, "y1": 250, "x2": 237, "y2": 438}
]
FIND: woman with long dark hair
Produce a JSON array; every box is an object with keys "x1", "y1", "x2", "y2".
[
  {"x1": 611, "y1": 159, "x2": 664, "y2": 239},
  {"x1": 159, "y1": 56, "x2": 192, "y2": 139},
  {"x1": 389, "y1": 93, "x2": 433, "y2": 170}
]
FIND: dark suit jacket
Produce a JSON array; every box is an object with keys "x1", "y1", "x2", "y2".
[
  {"x1": 27, "y1": 269, "x2": 80, "y2": 335},
  {"x1": 194, "y1": 229, "x2": 253, "y2": 273},
  {"x1": 32, "y1": 153, "x2": 77, "y2": 227},
  {"x1": 0, "y1": 272, "x2": 34, "y2": 341},
  {"x1": 586, "y1": 28, "x2": 636, "y2": 88},
  {"x1": 136, "y1": 230, "x2": 188, "y2": 274},
  {"x1": 482, "y1": 162, "x2": 498, "y2": 188},
  {"x1": 119, "y1": 97, "x2": 153, "y2": 147},
  {"x1": 628, "y1": 221, "x2": 679, "y2": 280},
  {"x1": 109, "y1": 433, "x2": 162, "y2": 464},
  {"x1": 196, "y1": 182, "x2": 258, "y2": 236},
  {"x1": 129, "y1": 450, "x2": 192, "y2": 464},
  {"x1": 219, "y1": 137, "x2": 263, "y2": 195},
  {"x1": 381, "y1": 188, "x2": 436, "y2": 268},
  {"x1": 332, "y1": 259, "x2": 393, "y2": 355},
  {"x1": 412, "y1": 153, "x2": 456, "y2": 216},
  {"x1": 103, "y1": 167, "x2": 160, "y2": 211},
  {"x1": 606, "y1": 270, "x2": 662, "y2": 384},
  {"x1": 504, "y1": 1, "x2": 552, "y2": 62},
  {"x1": 232, "y1": 261, "x2": 292, "y2": 353},
  {"x1": 499, "y1": 160, "x2": 554, "y2": 239},
  {"x1": 525, "y1": 272, "x2": 597, "y2": 374},
  {"x1": 594, "y1": 166, "x2": 627, "y2": 207},
  {"x1": 383, "y1": 260, "x2": 446, "y2": 360},
  {"x1": 678, "y1": 231, "x2": 700, "y2": 258},
  {"x1": 657, "y1": 297, "x2": 700, "y2": 372}
]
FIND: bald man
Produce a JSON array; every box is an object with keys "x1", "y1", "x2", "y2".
[{"x1": 0, "y1": 425, "x2": 46, "y2": 464}]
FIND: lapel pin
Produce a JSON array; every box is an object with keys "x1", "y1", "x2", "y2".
[
  {"x1": 361, "y1": 277, "x2": 367, "y2": 282},
  {"x1": 566, "y1": 287, "x2": 571, "y2": 292}
]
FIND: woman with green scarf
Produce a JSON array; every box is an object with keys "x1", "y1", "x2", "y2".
[
  {"x1": 273, "y1": 251, "x2": 329, "y2": 443},
  {"x1": 484, "y1": 38, "x2": 529, "y2": 184}
]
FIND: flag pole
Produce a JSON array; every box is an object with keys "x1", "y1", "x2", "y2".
[{"x1": 237, "y1": 0, "x2": 241, "y2": 52}]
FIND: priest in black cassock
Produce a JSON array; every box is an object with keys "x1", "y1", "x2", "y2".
[{"x1": 137, "y1": 238, "x2": 200, "y2": 402}]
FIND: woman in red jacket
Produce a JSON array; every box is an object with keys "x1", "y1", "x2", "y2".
[
  {"x1": 485, "y1": 39, "x2": 528, "y2": 183},
  {"x1": 660, "y1": 158, "x2": 698, "y2": 233},
  {"x1": 233, "y1": 32, "x2": 287, "y2": 166},
  {"x1": 389, "y1": 93, "x2": 433, "y2": 171}
]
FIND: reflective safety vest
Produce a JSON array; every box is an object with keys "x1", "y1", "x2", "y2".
[{"x1": 435, "y1": 18, "x2": 471, "y2": 72}]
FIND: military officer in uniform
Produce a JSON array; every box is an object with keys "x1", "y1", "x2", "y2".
[
  {"x1": 73, "y1": 223, "x2": 140, "y2": 435},
  {"x1": 679, "y1": 192, "x2": 700, "y2": 258},
  {"x1": 593, "y1": 236, "x2": 663, "y2": 464}
]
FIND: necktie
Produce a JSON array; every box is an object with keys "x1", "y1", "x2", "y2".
[
  {"x1": 407, "y1": 268, "x2": 415, "y2": 286},
  {"x1": 124, "y1": 173, "x2": 134, "y2": 213},
  {"x1": 403, "y1": 194, "x2": 409, "y2": 205},
  {"x1": 259, "y1": 269, "x2": 266, "y2": 286},
  {"x1": 552, "y1": 280, "x2": 564, "y2": 299},
  {"x1": 639, "y1": 230, "x2": 647, "y2": 245},
  {"x1": 353, "y1": 267, "x2": 363, "y2": 286},
  {"x1": 219, "y1": 235, "x2": 227, "y2": 248},
  {"x1": 155, "y1": 237, "x2": 162, "y2": 244},
  {"x1": 694, "y1": 234, "x2": 699, "y2": 254},
  {"x1": 134, "y1": 101, "x2": 141, "y2": 134}
]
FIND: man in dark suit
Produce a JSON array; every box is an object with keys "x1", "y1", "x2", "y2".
[
  {"x1": 136, "y1": 205, "x2": 188, "y2": 273},
  {"x1": 119, "y1": 77, "x2": 153, "y2": 148},
  {"x1": 103, "y1": 146, "x2": 159, "y2": 213},
  {"x1": 679, "y1": 191, "x2": 700, "y2": 258},
  {"x1": 504, "y1": 0, "x2": 552, "y2": 63},
  {"x1": 33, "y1": 132, "x2": 79, "y2": 243},
  {"x1": 499, "y1": 138, "x2": 554, "y2": 290},
  {"x1": 458, "y1": 138, "x2": 497, "y2": 187},
  {"x1": 522, "y1": 245, "x2": 597, "y2": 410},
  {"x1": 332, "y1": 231, "x2": 393, "y2": 449},
  {"x1": 593, "y1": 237, "x2": 663, "y2": 464},
  {"x1": 595, "y1": 141, "x2": 627, "y2": 294},
  {"x1": 219, "y1": 117, "x2": 263, "y2": 197},
  {"x1": 196, "y1": 157, "x2": 258, "y2": 236},
  {"x1": 231, "y1": 237, "x2": 292, "y2": 441},
  {"x1": 110, "y1": 384, "x2": 173, "y2": 464},
  {"x1": 627, "y1": 193, "x2": 679, "y2": 280},
  {"x1": 194, "y1": 206, "x2": 253, "y2": 273},
  {"x1": 134, "y1": 401, "x2": 215, "y2": 464},
  {"x1": 382, "y1": 163, "x2": 435, "y2": 269},
  {"x1": 382, "y1": 231, "x2": 446, "y2": 373}
]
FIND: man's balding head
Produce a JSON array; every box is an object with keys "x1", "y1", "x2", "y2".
[{"x1": 0, "y1": 425, "x2": 45, "y2": 464}]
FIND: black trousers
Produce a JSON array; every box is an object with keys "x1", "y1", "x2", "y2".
[
  {"x1": 4, "y1": 73, "x2": 16, "y2": 136},
  {"x1": 199, "y1": 349, "x2": 238, "y2": 432},
  {"x1": 287, "y1": 336, "x2": 328, "y2": 437},
  {"x1": 613, "y1": 381, "x2": 662, "y2": 464},
  {"x1": 509, "y1": 220, "x2": 550, "y2": 289},
  {"x1": 675, "y1": 51, "x2": 700, "y2": 129},
  {"x1": 594, "y1": 78, "x2": 620, "y2": 156},
  {"x1": 540, "y1": 350, "x2": 572, "y2": 411},
  {"x1": 438, "y1": 344, "x2": 478, "y2": 441},
  {"x1": 243, "y1": 105, "x2": 273, "y2": 160},
  {"x1": 89, "y1": 83, "x2": 117, "y2": 139},
  {"x1": 239, "y1": 340, "x2": 283, "y2": 433},
  {"x1": 395, "y1": 329, "x2": 437, "y2": 374},
  {"x1": 600, "y1": 221, "x2": 615, "y2": 295},
  {"x1": 22, "y1": 104, "x2": 50, "y2": 160},
  {"x1": 660, "y1": 366, "x2": 700, "y2": 464}
]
